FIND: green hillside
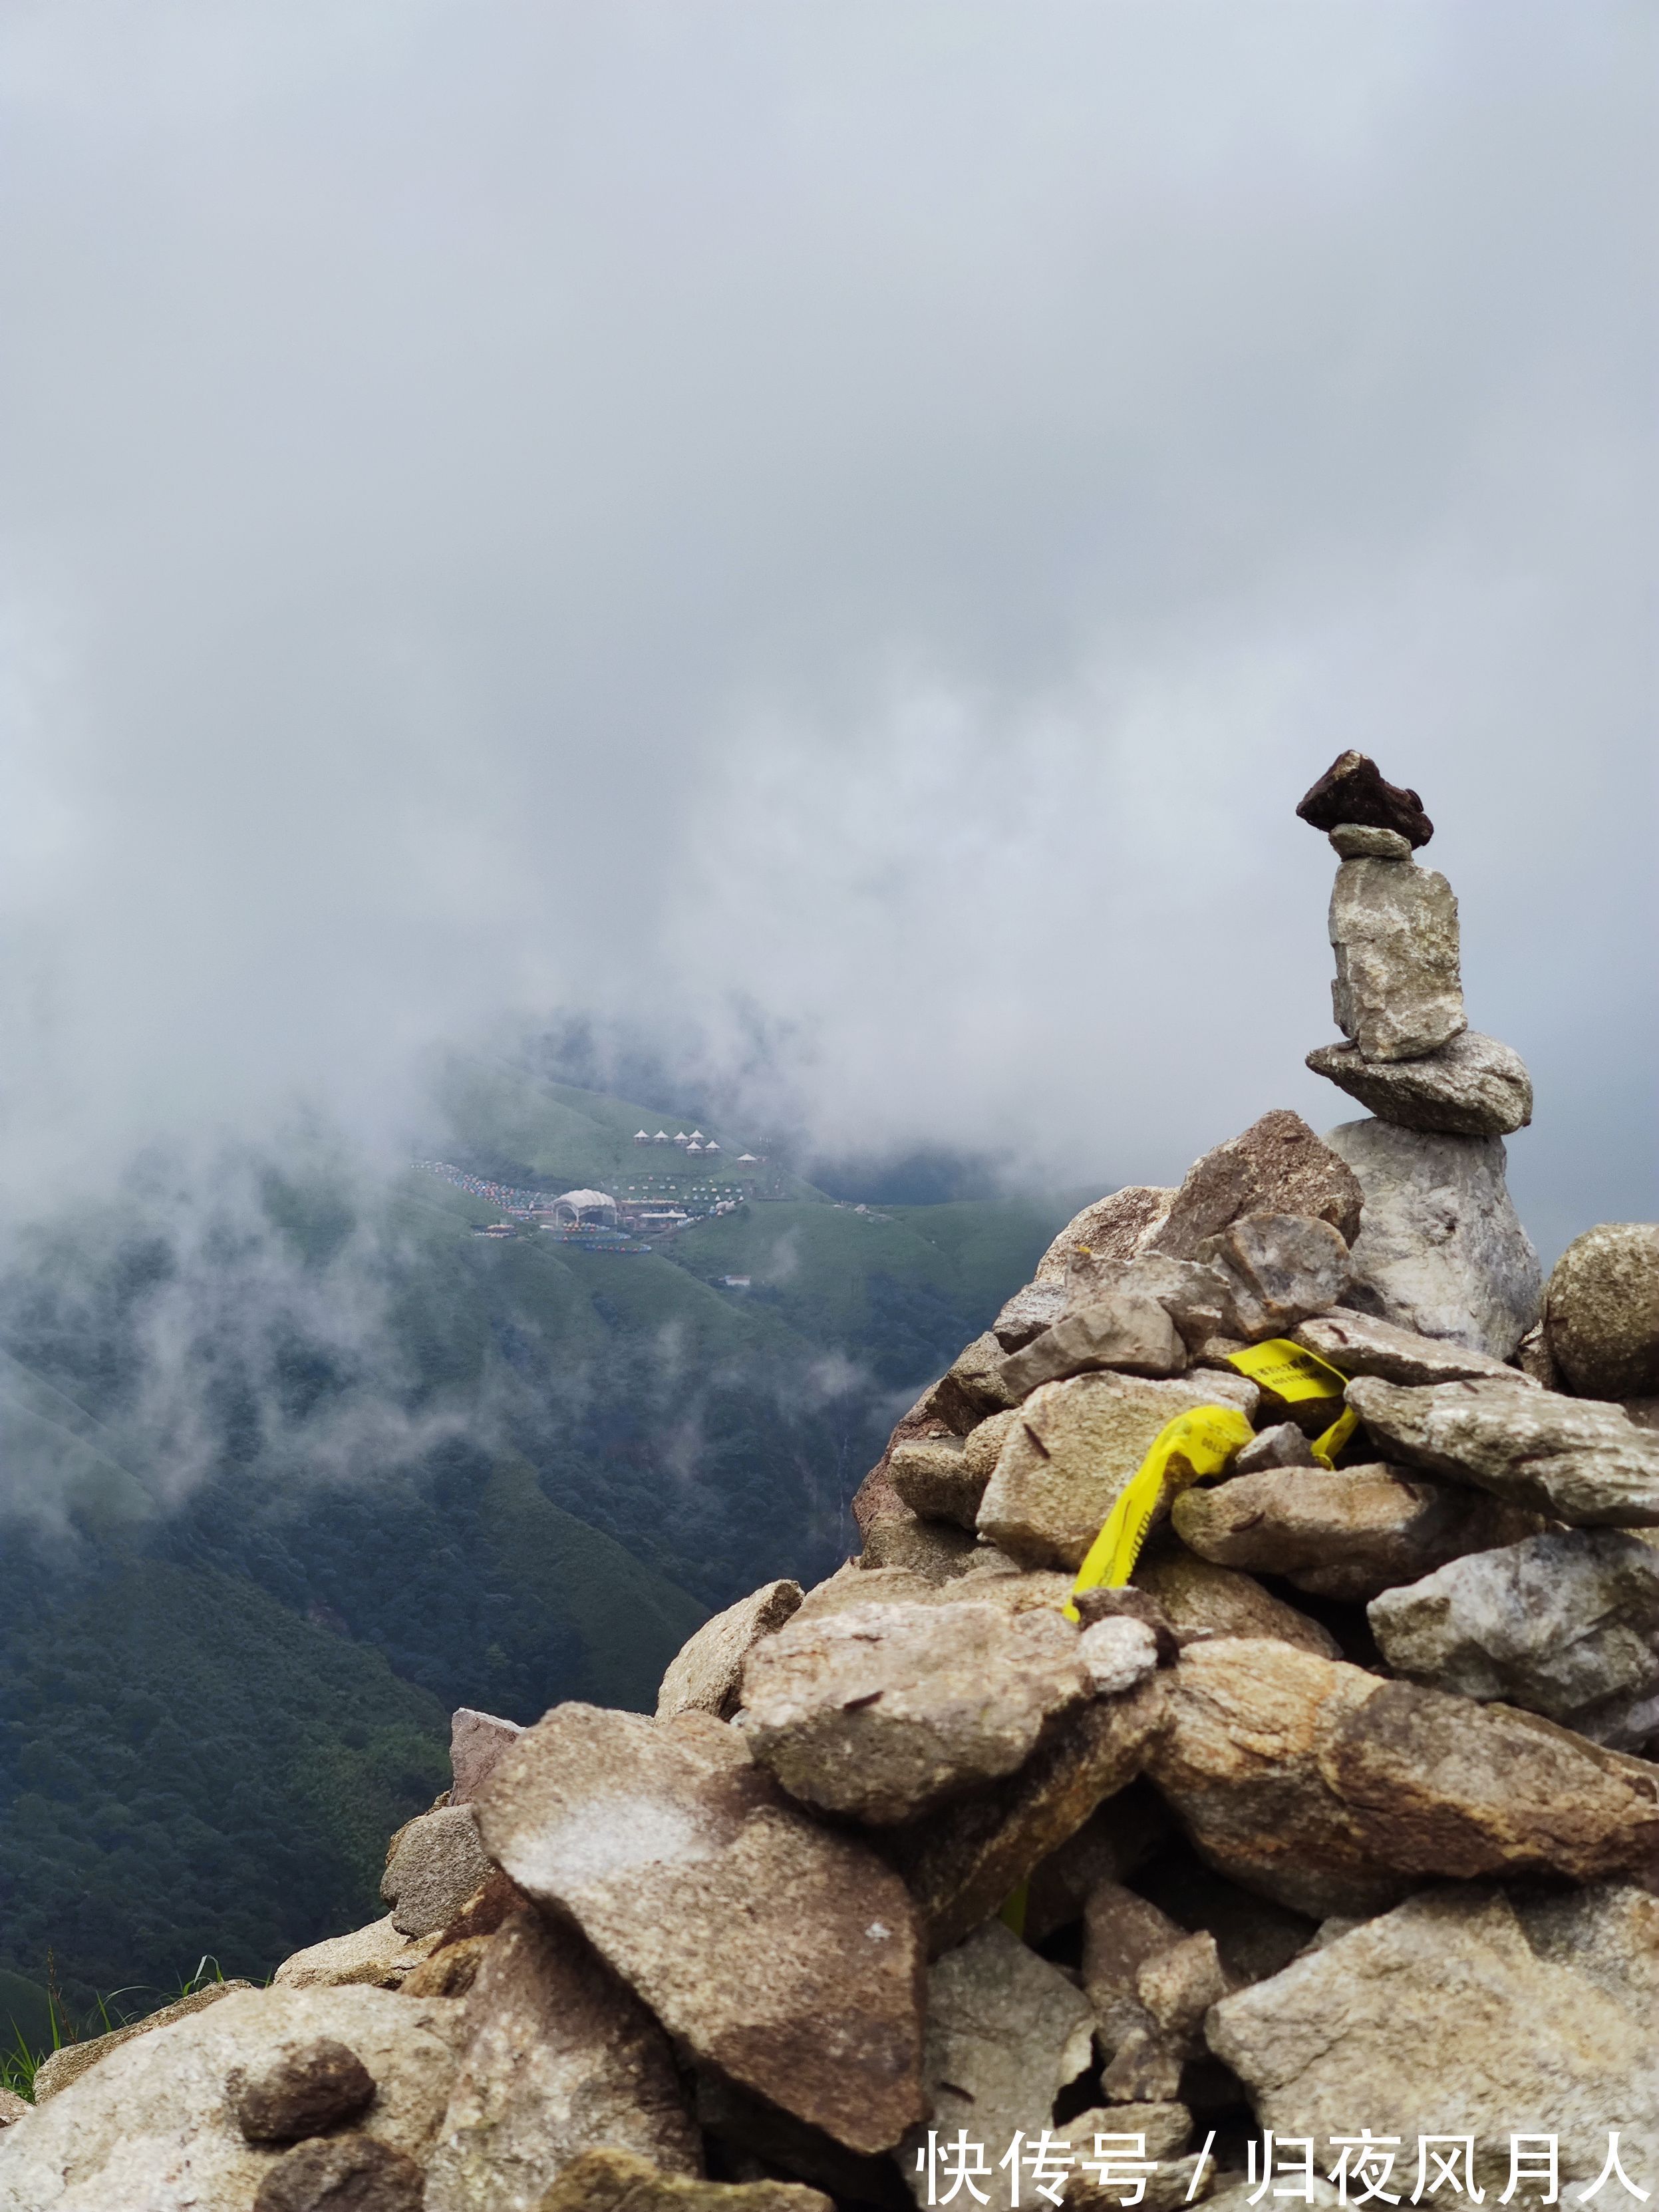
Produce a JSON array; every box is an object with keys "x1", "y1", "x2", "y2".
[{"x1": 0, "y1": 1056, "x2": 1078, "y2": 2005}]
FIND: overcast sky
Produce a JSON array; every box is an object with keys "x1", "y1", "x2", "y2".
[{"x1": 1, "y1": 0, "x2": 1653, "y2": 1261}]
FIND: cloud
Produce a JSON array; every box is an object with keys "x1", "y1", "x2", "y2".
[{"x1": 0, "y1": 0, "x2": 1651, "y2": 1258}]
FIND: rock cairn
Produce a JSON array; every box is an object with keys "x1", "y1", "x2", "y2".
[{"x1": 3, "y1": 761, "x2": 1659, "y2": 2212}]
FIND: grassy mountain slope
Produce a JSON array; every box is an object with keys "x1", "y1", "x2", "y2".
[{"x1": 0, "y1": 1058, "x2": 1079, "y2": 2004}]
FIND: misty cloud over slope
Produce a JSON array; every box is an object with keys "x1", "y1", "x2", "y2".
[{"x1": 1, "y1": 1, "x2": 1652, "y2": 1259}]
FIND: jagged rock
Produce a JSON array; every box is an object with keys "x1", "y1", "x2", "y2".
[
  {"x1": 1151, "y1": 1637, "x2": 1659, "y2": 1911},
  {"x1": 997, "y1": 1295, "x2": 1187, "y2": 1398},
  {"x1": 1328, "y1": 822, "x2": 1413, "y2": 860},
  {"x1": 1147, "y1": 1112, "x2": 1363, "y2": 1263},
  {"x1": 1082, "y1": 1878, "x2": 1191, "y2": 2086},
  {"x1": 1322, "y1": 1121, "x2": 1542, "y2": 1358},
  {"x1": 891, "y1": 1682, "x2": 1169, "y2": 1957},
  {"x1": 537, "y1": 2149, "x2": 833, "y2": 2211},
  {"x1": 1231, "y1": 1422, "x2": 1316, "y2": 1476},
  {"x1": 851, "y1": 1397, "x2": 957, "y2": 1553},
  {"x1": 1306, "y1": 1032, "x2": 1531, "y2": 1137},
  {"x1": 1068, "y1": 2101, "x2": 1193, "y2": 2161},
  {"x1": 253, "y1": 2133, "x2": 425, "y2": 2211},
  {"x1": 0, "y1": 1986, "x2": 464, "y2": 2210},
  {"x1": 1065, "y1": 2108, "x2": 1207, "y2": 2212},
  {"x1": 1131, "y1": 1549, "x2": 1342, "y2": 1662},
  {"x1": 400, "y1": 1939, "x2": 493, "y2": 2003},
  {"x1": 274, "y1": 1916, "x2": 442, "y2": 1994},
  {"x1": 474, "y1": 1705, "x2": 923, "y2": 2153},
  {"x1": 1293, "y1": 1306, "x2": 1537, "y2": 1388},
  {"x1": 0, "y1": 2100, "x2": 23, "y2": 2133},
  {"x1": 963, "y1": 1407, "x2": 1022, "y2": 1480},
  {"x1": 1547, "y1": 1223, "x2": 1659, "y2": 1400},
  {"x1": 992, "y1": 1281, "x2": 1070, "y2": 1349},
  {"x1": 1368, "y1": 1529, "x2": 1659, "y2": 1747},
  {"x1": 1079, "y1": 1617, "x2": 1162, "y2": 1696},
  {"x1": 1074, "y1": 1587, "x2": 1185, "y2": 1665},
  {"x1": 31, "y1": 1977, "x2": 256, "y2": 2102},
  {"x1": 1132, "y1": 1855, "x2": 1315, "y2": 1985},
  {"x1": 1144, "y1": 1639, "x2": 1410, "y2": 1919},
  {"x1": 655, "y1": 1581, "x2": 804, "y2": 1722},
  {"x1": 1296, "y1": 751, "x2": 1433, "y2": 847},
  {"x1": 422, "y1": 1909, "x2": 699, "y2": 2211},
  {"x1": 1207, "y1": 1884, "x2": 1659, "y2": 2198},
  {"x1": 923, "y1": 1332, "x2": 1019, "y2": 1433},
  {"x1": 227, "y1": 2036, "x2": 376, "y2": 2143},
  {"x1": 740, "y1": 1600, "x2": 1088, "y2": 1824},
  {"x1": 448, "y1": 1709, "x2": 524, "y2": 1806},
  {"x1": 793, "y1": 1561, "x2": 1077, "y2": 1624},
  {"x1": 1347, "y1": 1372, "x2": 1659, "y2": 1525},
  {"x1": 977, "y1": 1370, "x2": 1258, "y2": 1573},
  {"x1": 886, "y1": 1436, "x2": 985, "y2": 1531},
  {"x1": 899, "y1": 1922, "x2": 1095, "y2": 2212},
  {"x1": 1170, "y1": 1464, "x2": 1536, "y2": 1603},
  {"x1": 1322, "y1": 1674, "x2": 1659, "y2": 1880},
  {"x1": 693, "y1": 2076, "x2": 912, "y2": 2210},
  {"x1": 1515, "y1": 1318, "x2": 1560, "y2": 1387},
  {"x1": 857, "y1": 1504, "x2": 980, "y2": 1581},
  {"x1": 1035, "y1": 1189, "x2": 1177, "y2": 1285},
  {"x1": 382, "y1": 1807, "x2": 492, "y2": 1939},
  {"x1": 1327, "y1": 854, "x2": 1465, "y2": 1063},
  {"x1": 1194, "y1": 1214, "x2": 1351, "y2": 1341}
]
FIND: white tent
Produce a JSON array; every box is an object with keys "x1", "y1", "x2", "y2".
[{"x1": 551, "y1": 1189, "x2": 619, "y2": 1227}]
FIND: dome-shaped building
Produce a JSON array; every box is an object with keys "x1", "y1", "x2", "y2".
[{"x1": 550, "y1": 1189, "x2": 619, "y2": 1229}]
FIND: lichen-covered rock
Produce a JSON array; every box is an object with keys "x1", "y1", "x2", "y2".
[
  {"x1": 1147, "y1": 1112, "x2": 1363, "y2": 1263},
  {"x1": 1034, "y1": 1189, "x2": 1177, "y2": 1285},
  {"x1": 1327, "y1": 854, "x2": 1465, "y2": 1062},
  {"x1": 655, "y1": 1581, "x2": 804, "y2": 1722},
  {"x1": 449, "y1": 1709, "x2": 524, "y2": 1807},
  {"x1": 890, "y1": 1683, "x2": 1169, "y2": 1958},
  {"x1": 1147, "y1": 1636, "x2": 1659, "y2": 1917},
  {"x1": 1346, "y1": 1373, "x2": 1659, "y2": 1525},
  {"x1": 977, "y1": 1370, "x2": 1257, "y2": 1573},
  {"x1": 273, "y1": 1916, "x2": 442, "y2": 1994},
  {"x1": 536, "y1": 2150, "x2": 832, "y2": 2211},
  {"x1": 0, "y1": 1986, "x2": 465, "y2": 2211},
  {"x1": 1208, "y1": 1885, "x2": 1659, "y2": 2199},
  {"x1": 1322, "y1": 1122, "x2": 1542, "y2": 1358},
  {"x1": 1293, "y1": 1307, "x2": 1538, "y2": 1388},
  {"x1": 886, "y1": 1436, "x2": 986, "y2": 1530},
  {"x1": 1368, "y1": 1529, "x2": 1659, "y2": 1747},
  {"x1": 474, "y1": 1706, "x2": 924, "y2": 2154},
  {"x1": 1131, "y1": 1549, "x2": 1341, "y2": 1662},
  {"x1": 422, "y1": 1910, "x2": 699, "y2": 2211},
  {"x1": 992, "y1": 1281, "x2": 1070, "y2": 1349},
  {"x1": 1306, "y1": 1032, "x2": 1531, "y2": 1137},
  {"x1": 1078, "y1": 1617, "x2": 1162, "y2": 1696},
  {"x1": 1171, "y1": 1464, "x2": 1535, "y2": 1604},
  {"x1": 32, "y1": 1978, "x2": 256, "y2": 2102},
  {"x1": 740, "y1": 1600, "x2": 1087, "y2": 1823},
  {"x1": 1194, "y1": 1213, "x2": 1352, "y2": 1341},
  {"x1": 1547, "y1": 1223, "x2": 1659, "y2": 1400},
  {"x1": 996, "y1": 1294, "x2": 1187, "y2": 1398},
  {"x1": 382, "y1": 1807, "x2": 492, "y2": 1939},
  {"x1": 899, "y1": 1923, "x2": 1094, "y2": 2212}
]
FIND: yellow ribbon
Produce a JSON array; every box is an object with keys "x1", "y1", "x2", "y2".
[
  {"x1": 1064, "y1": 1403, "x2": 1257, "y2": 1617},
  {"x1": 1222, "y1": 1337, "x2": 1348, "y2": 1403}
]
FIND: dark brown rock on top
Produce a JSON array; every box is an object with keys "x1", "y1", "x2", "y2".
[
  {"x1": 1294, "y1": 750, "x2": 1433, "y2": 848},
  {"x1": 251, "y1": 2132, "x2": 425, "y2": 2212},
  {"x1": 226, "y1": 2036, "x2": 376, "y2": 2143}
]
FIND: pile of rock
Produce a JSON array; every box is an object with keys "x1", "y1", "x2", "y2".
[{"x1": 1, "y1": 759, "x2": 1657, "y2": 2212}]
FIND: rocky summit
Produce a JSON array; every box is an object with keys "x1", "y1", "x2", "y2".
[{"x1": 1, "y1": 758, "x2": 1655, "y2": 2211}]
